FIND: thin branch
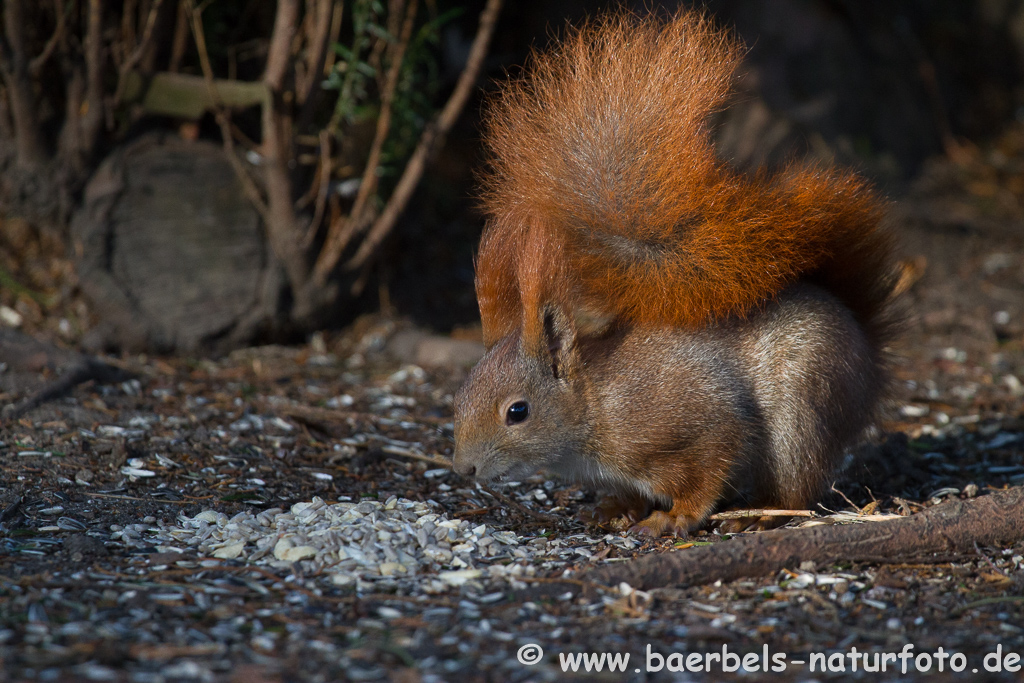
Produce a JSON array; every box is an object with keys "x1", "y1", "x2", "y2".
[
  {"x1": 121, "y1": 0, "x2": 139, "y2": 57},
  {"x1": 296, "y1": 0, "x2": 338, "y2": 133},
  {"x1": 185, "y1": 0, "x2": 270, "y2": 219},
  {"x1": 260, "y1": 0, "x2": 315, "y2": 308},
  {"x1": 351, "y1": 0, "x2": 417, "y2": 226},
  {"x1": 28, "y1": 0, "x2": 66, "y2": 77},
  {"x1": 264, "y1": 0, "x2": 298, "y2": 93},
  {"x1": 2, "y1": 359, "x2": 134, "y2": 421},
  {"x1": 81, "y1": 0, "x2": 105, "y2": 147},
  {"x1": 168, "y1": 0, "x2": 189, "y2": 73},
  {"x1": 299, "y1": 0, "x2": 333, "y2": 104},
  {"x1": 1, "y1": 0, "x2": 29, "y2": 71},
  {"x1": 301, "y1": 129, "x2": 333, "y2": 247},
  {"x1": 129, "y1": 0, "x2": 167, "y2": 73},
  {"x1": 321, "y1": 0, "x2": 344, "y2": 77},
  {"x1": 311, "y1": 0, "x2": 418, "y2": 285},
  {"x1": 379, "y1": 444, "x2": 451, "y2": 468},
  {"x1": 344, "y1": 0, "x2": 504, "y2": 272},
  {"x1": 113, "y1": 0, "x2": 168, "y2": 108},
  {"x1": 707, "y1": 509, "x2": 817, "y2": 521},
  {"x1": 0, "y1": 0, "x2": 47, "y2": 167}
]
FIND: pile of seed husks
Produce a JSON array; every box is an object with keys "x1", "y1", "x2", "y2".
[{"x1": 136, "y1": 496, "x2": 556, "y2": 592}]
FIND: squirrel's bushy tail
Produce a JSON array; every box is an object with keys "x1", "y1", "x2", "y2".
[{"x1": 476, "y1": 10, "x2": 897, "y2": 349}]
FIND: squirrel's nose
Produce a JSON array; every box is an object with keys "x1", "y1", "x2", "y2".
[{"x1": 452, "y1": 457, "x2": 476, "y2": 477}]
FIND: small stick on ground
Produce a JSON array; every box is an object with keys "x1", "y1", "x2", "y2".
[
  {"x1": 261, "y1": 401, "x2": 451, "y2": 428},
  {"x1": 3, "y1": 359, "x2": 134, "y2": 420},
  {"x1": 589, "y1": 486, "x2": 1024, "y2": 590},
  {"x1": 830, "y1": 483, "x2": 865, "y2": 513},
  {"x1": 708, "y1": 509, "x2": 816, "y2": 521},
  {"x1": 481, "y1": 485, "x2": 562, "y2": 525},
  {"x1": 379, "y1": 444, "x2": 451, "y2": 468}
]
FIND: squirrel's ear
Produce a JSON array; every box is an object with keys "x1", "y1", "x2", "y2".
[
  {"x1": 541, "y1": 304, "x2": 578, "y2": 380},
  {"x1": 572, "y1": 301, "x2": 615, "y2": 338}
]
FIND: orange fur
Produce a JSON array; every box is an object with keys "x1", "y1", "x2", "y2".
[{"x1": 475, "y1": 10, "x2": 895, "y2": 348}]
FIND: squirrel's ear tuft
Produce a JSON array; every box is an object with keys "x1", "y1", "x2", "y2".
[
  {"x1": 572, "y1": 301, "x2": 615, "y2": 338},
  {"x1": 541, "y1": 305, "x2": 578, "y2": 380}
]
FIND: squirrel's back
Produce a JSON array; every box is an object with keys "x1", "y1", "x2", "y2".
[
  {"x1": 475, "y1": 10, "x2": 897, "y2": 351},
  {"x1": 564, "y1": 282, "x2": 883, "y2": 514}
]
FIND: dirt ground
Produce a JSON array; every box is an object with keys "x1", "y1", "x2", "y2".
[{"x1": 3, "y1": 137, "x2": 1024, "y2": 682}]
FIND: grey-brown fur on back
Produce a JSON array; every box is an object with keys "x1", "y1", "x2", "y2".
[
  {"x1": 734, "y1": 283, "x2": 884, "y2": 507},
  {"x1": 574, "y1": 283, "x2": 883, "y2": 512}
]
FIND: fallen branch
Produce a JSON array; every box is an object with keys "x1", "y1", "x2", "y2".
[
  {"x1": 2, "y1": 358, "x2": 134, "y2": 420},
  {"x1": 588, "y1": 487, "x2": 1024, "y2": 590},
  {"x1": 707, "y1": 509, "x2": 816, "y2": 521},
  {"x1": 380, "y1": 444, "x2": 451, "y2": 468},
  {"x1": 260, "y1": 400, "x2": 451, "y2": 426}
]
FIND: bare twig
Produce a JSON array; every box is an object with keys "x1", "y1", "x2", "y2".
[
  {"x1": 951, "y1": 596, "x2": 1024, "y2": 617},
  {"x1": 708, "y1": 509, "x2": 817, "y2": 521},
  {"x1": 302, "y1": 129, "x2": 333, "y2": 247},
  {"x1": 2, "y1": 359, "x2": 134, "y2": 421},
  {"x1": 829, "y1": 483, "x2": 864, "y2": 513},
  {"x1": 0, "y1": 0, "x2": 47, "y2": 166},
  {"x1": 322, "y1": 0, "x2": 344, "y2": 77},
  {"x1": 113, "y1": 0, "x2": 168, "y2": 109},
  {"x1": 311, "y1": 0, "x2": 419, "y2": 285},
  {"x1": 121, "y1": 0, "x2": 139, "y2": 56},
  {"x1": 349, "y1": 0, "x2": 417, "y2": 224},
  {"x1": 169, "y1": 0, "x2": 189, "y2": 73},
  {"x1": 311, "y1": 0, "x2": 504, "y2": 287},
  {"x1": 28, "y1": 0, "x2": 66, "y2": 77},
  {"x1": 185, "y1": 0, "x2": 270, "y2": 219},
  {"x1": 87, "y1": 493, "x2": 195, "y2": 505},
  {"x1": 260, "y1": 0, "x2": 317, "y2": 312},
  {"x1": 295, "y1": 0, "x2": 341, "y2": 138},
  {"x1": 380, "y1": 444, "x2": 451, "y2": 468},
  {"x1": 265, "y1": 0, "x2": 298, "y2": 93},
  {"x1": 299, "y1": 0, "x2": 334, "y2": 106},
  {"x1": 82, "y1": 0, "x2": 105, "y2": 147},
  {"x1": 343, "y1": 0, "x2": 504, "y2": 272},
  {"x1": 259, "y1": 400, "x2": 452, "y2": 429}
]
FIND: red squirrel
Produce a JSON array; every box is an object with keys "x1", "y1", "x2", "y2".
[{"x1": 452, "y1": 10, "x2": 899, "y2": 536}]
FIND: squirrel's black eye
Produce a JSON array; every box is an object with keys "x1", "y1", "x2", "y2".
[{"x1": 506, "y1": 401, "x2": 530, "y2": 425}]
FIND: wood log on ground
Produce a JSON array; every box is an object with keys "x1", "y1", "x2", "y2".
[{"x1": 588, "y1": 486, "x2": 1024, "y2": 590}]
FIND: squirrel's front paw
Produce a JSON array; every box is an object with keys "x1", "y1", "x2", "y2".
[{"x1": 628, "y1": 511, "x2": 698, "y2": 538}]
